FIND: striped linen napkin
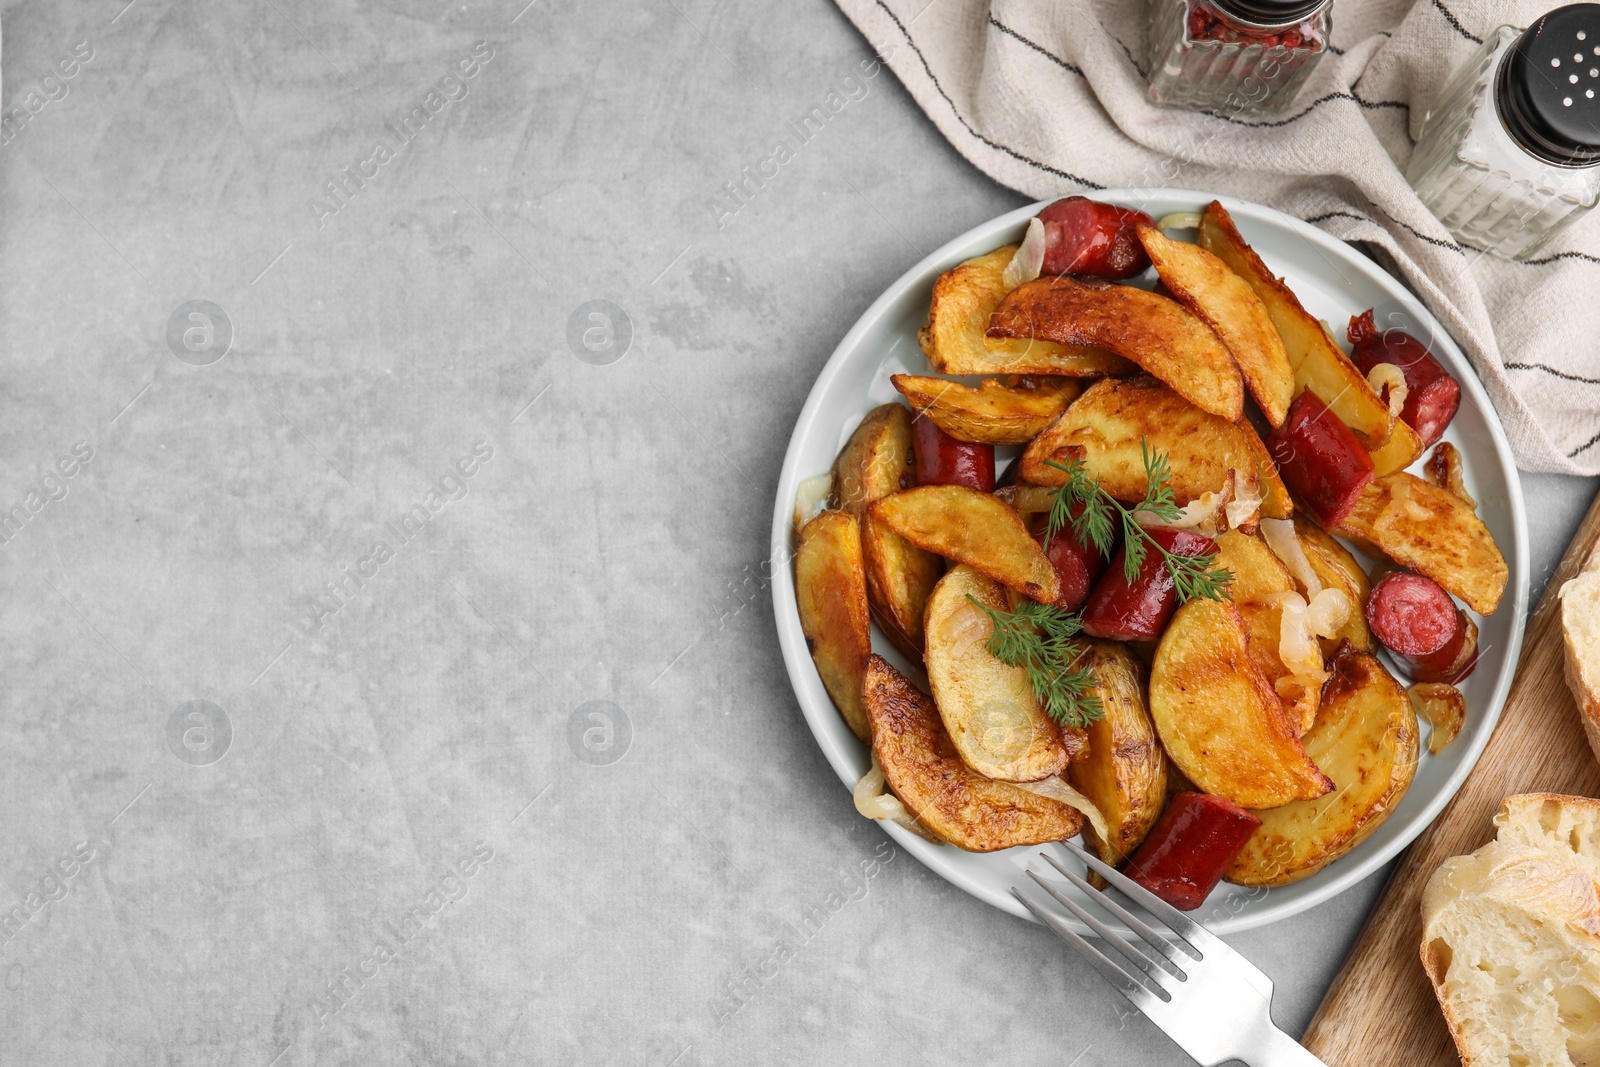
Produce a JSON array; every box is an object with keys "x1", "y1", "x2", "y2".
[{"x1": 832, "y1": 0, "x2": 1600, "y2": 474}]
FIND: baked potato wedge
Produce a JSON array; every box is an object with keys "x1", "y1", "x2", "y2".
[
  {"x1": 924, "y1": 566, "x2": 1071, "y2": 781},
  {"x1": 1150, "y1": 598, "x2": 1333, "y2": 809},
  {"x1": 1019, "y1": 377, "x2": 1291, "y2": 519},
  {"x1": 830, "y1": 404, "x2": 942, "y2": 658},
  {"x1": 861, "y1": 510, "x2": 945, "y2": 660},
  {"x1": 1138, "y1": 224, "x2": 1294, "y2": 426},
  {"x1": 1292, "y1": 514, "x2": 1373, "y2": 652},
  {"x1": 918, "y1": 246, "x2": 1133, "y2": 377},
  {"x1": 1334, "y1": 472, "x2": 1508, "y2": 615},
  {"x1": 795, "y1": 511, "x2": 873, "y2": 741},
  {"x1": 1238, "y1": 601, "x2": 1320, "y2": 736},
  {"x1": 988, "y1": 276, "x2": 1245, "y2": 421},
  {"x1": 1215, "y1": 530, "x2": 1320, "y2": 732},
  {"x1": 864, "y1": 655, "x2": 1084, "y2": 851},
  {"x1": 1196, "y1": 201, "x2": 1423, "y2": 475},
  {"x1": 870, "y1": 486, "x2": 1061, "y2": 604},
  {"x1": 1226, "y1": 647, "x2": 1419, "y2": 886},
  {"x1": 891, "y1": 374, "x2": 1082, "y2": 445},
  {"x1": 1216, "y1": 529, "x2": 1296, "y2": 603},
  {"x1": 830, "y1": 403, "x2": 916, "y2": 518},
  {"x1": 1065, "y1": 641, "x2": 1167, "y2": 867}
]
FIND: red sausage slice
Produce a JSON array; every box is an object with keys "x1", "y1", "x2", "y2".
[
  {"x1": 1121, "y1": 792, "x2": 1262, "y2": 911},
  {"x1": 1366, "y1": 571, "x2": 1478, "y2": 683},
  {"x1": 1347, "y1": 310, "x2": 1461, "y2": 449},
  {"x1": 1081, "y1": 527, "x2": 1216, "y2": 641},
  {"x1": 1037, "y1": 197, "x2": 1155, "y2": 280},
  {"x1": 1266, "y1": 389, "x2": 1375, "y2": 528},
  {"x1": 912, "y1": 413, "x2": 994, "y2": 492},
  {"x1": 1035, "y1": 508, "x2": 1111, "y2": 613}
]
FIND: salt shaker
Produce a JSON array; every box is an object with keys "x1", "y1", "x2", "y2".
[
  {"x1": 1146, "y1": 0, "x2": 1333, "y2": 115},
  {"x1": 1408, "y1": 5, "x2": 1600, "y2": 261}
]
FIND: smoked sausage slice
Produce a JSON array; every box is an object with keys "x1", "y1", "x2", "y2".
[{"x1": 1366, "y1": 571, "x2": 1478, "y2": 683}]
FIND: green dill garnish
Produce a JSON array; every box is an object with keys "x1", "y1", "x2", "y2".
[
  {"x1": 965, "y1": 595, "x2": 1103, "y2": 729},
  {"x1": 1042, "y1": 438, "x2": 1234, "y2": 604}
]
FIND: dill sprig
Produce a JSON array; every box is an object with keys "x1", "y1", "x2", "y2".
[
  {"x1": 965, "y1": 595, "x2": 1104, "y2": 729},
  {"x1": 1043, "y1": 439, "x2": 1234, "y2": 604}
]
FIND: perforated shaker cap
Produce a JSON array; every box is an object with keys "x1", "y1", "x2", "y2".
[
  {"x1": 1210, "y1": 0, "x2": 1330, "y2": 28},
  {"x1": 1499, "y1": 4, "x2": 1600, "y2": 165}
]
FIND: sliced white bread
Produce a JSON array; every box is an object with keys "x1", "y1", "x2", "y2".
[
  {"x1": 1422, "y1": 794, "x2": 1600, "y2": 1067},
  {"x1": 1560, "y1": 545, "x2": 1600, "y2": 766}
]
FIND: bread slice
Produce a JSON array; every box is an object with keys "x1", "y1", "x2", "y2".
[
  {"x1": 1561, "y1": 545, "x2": 1600, "y2": 766},
  {"x1": 1422, "y1": 794, "x2": 1600, "y2": 1067}
]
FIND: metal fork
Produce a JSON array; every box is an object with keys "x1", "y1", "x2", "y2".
[{"x1": 1012, "y1": 841, "x2": 1327, "y2": 1067}]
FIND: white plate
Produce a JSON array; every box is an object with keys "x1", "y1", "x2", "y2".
[{"x1": 770, "y1": 190, "x2": 1529, "y2": 934}]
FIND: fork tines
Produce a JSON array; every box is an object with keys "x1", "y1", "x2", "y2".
[{"x1": 1012, "y1": 839, "x2": 1221, "y2": 1003}]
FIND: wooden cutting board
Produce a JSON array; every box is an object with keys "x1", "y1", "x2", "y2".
[{"x1": 1301, "y1": 487, "x2": 1600, "y2": 1064}]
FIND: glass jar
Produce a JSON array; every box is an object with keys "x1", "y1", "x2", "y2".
[
  {"x1": 1408, "y1": 6, "x2": 1600, "y2": 261},
  {"x1": 1146, "y1": 0, "x2": 1333, "y2": 116}
]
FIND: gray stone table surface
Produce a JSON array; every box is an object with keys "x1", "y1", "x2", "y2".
[{"x1": 0, "y1": 1, "x2": 1592, "y2": 1064}]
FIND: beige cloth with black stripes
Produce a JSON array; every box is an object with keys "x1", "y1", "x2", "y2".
[{"x1": 833, "y1": 0, "x2": 1600, "y2": 474}]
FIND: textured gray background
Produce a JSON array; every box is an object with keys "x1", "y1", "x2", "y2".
[{"x1": 0, "y1": 1, "x2": 1591, "y2": 1064}]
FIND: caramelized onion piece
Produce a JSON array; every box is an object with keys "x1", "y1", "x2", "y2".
[
  {"x1": 1261, "y1": 517, "x2": 1322, "y2": 597},
  {"x1": 1424, "y1": 441, "x2": 1476, "y2": 511},
  {"x1": 1367, "y1": 362, "x2": 1410, "y2": 421},
  {"x1": 1002, "y1": 217, "x2": 1047, "y2": 289},
  {"x1": 854, "y1": 755, "x2": 943, "y2": 842},
  {"x1": 1156, "y1": 211, "x2": 1203, "y2": 231},
  {"x1": 1013, "y1": 774, "x2": 1112, "y2": 845},
  {"x1": 793, "y1": 473, "x2": 833, "y2": 531},
  {"x1": 1409, "y1": 682, "x2": 1466, "y2": 754}
]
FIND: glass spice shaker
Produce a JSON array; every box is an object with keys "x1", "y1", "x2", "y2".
[
  {"x1": 1146, "y1": 0, "x2": 1333, "y2": 116},
  {"x1": 1408, "y1": 5, "x2": 1600, "y2": 261}
]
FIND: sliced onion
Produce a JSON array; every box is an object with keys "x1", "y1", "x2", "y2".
[
  {"x1": 1387, "y1": 474, "x2": 1432, "y2": 521},
  {"x1": 1225, "y1": 478, "x2": 1263, "y2": 534},
  {"x1": 1002, "y1": 217, "x2": 1046, "y2": 289},
  {"x1": 1269, "y1": 591, "x2": 1325, "y2": 681},
  {"x1": 793, "y1": 472, "x2": 833, "y2": 531},
  {"x1": 1013, "y1": 775, "x2": 1112, "y2": 846},
  {"x1": 1156, "y1": 211, "x2": 1203, "y2": 231},
  {"x1": 1133, "y1": 470, "x2": 1240, "y2": 538},
  {"x1": 1367, "y1": 363, "x2": 1410, "y2": 421},
  {"x1": 1425, "y1": 441, "x2": 1477, "y2": 510},
  {"x1": 934, "y1": 597, "x2": 992, "y2": 661},
  {"x1": 854, "y1": 756, "x2": 943, "y2": 842},
  {"x1": 1261, "y1": 517, "x2": 1322, "y2": 597},
  {"x1": 1304, "y1": 587, "x2": 1354, "y2": 638}
]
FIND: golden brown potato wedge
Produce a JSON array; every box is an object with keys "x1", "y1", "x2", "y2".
[
  {"x1": 988, "y1": 276, "x2": 1245, "y2": 421},
  {"x1": 861, "y1": 510, "x2": 944, "y2": 661},
  {"x1": 891, "y1": 374, "x2": 1082, "y2": 445},
  {"x1": 1196, "y1": 201, "x2": 1423, "y2": 475},
  {"x1": 1334, "y1": 472, "x2": 1507, "y2": 615},
  {"x1": 1150, "y1": 598, "x2": 1333, "y2": 809},
  {"x1": 1138, "y1": 225, "x2": 1294, "y2": 427},
  {"x1": 1019, "y1": 377, "x2": 1291, "y2": 519},
  {"x1": 993, "y1": 483, "x2": 1057, "y2": 516},
  {"x1": 870, "y1": 486, "x2": 1061, "y2": 604},
  {"x1": 829, "y1": 404, "x2": 942, "y2": 658},
  {"x1": 1226, "y1": 648, "x2": 1419, "y2": 887},
  {"x1": 1216, "y1": 530, "x2": 1296, "y2": 603},
  {"x1": 918, "y1": 246, "x2": 1134, "y2": 377},
  {"x1": 795, "y1": 511, "x2": 873, "y2": 742},
  {"x1": 830, "y1": 403, "x2": 916, "y2": 518},
  {"x1": 923, "y1": 566, "x2": 1069, "y2": 781},
  {"x1": 1065, "y1": 641, "x2": 1167, "y2": 867},
  {"x1": 864, "y1": 655, "x2": 1084, "y2": 851},
  {"x1": 1292, "y1": 514, "x2": 1373, "y2": 652},
  {"x1": 1238, "y1": 600, "x2": 1320, "y2": 736}
]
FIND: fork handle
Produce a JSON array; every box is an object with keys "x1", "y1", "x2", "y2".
[{"x1": 1249, "y1": 1025, "x2": 1329, "y2": 1067}]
